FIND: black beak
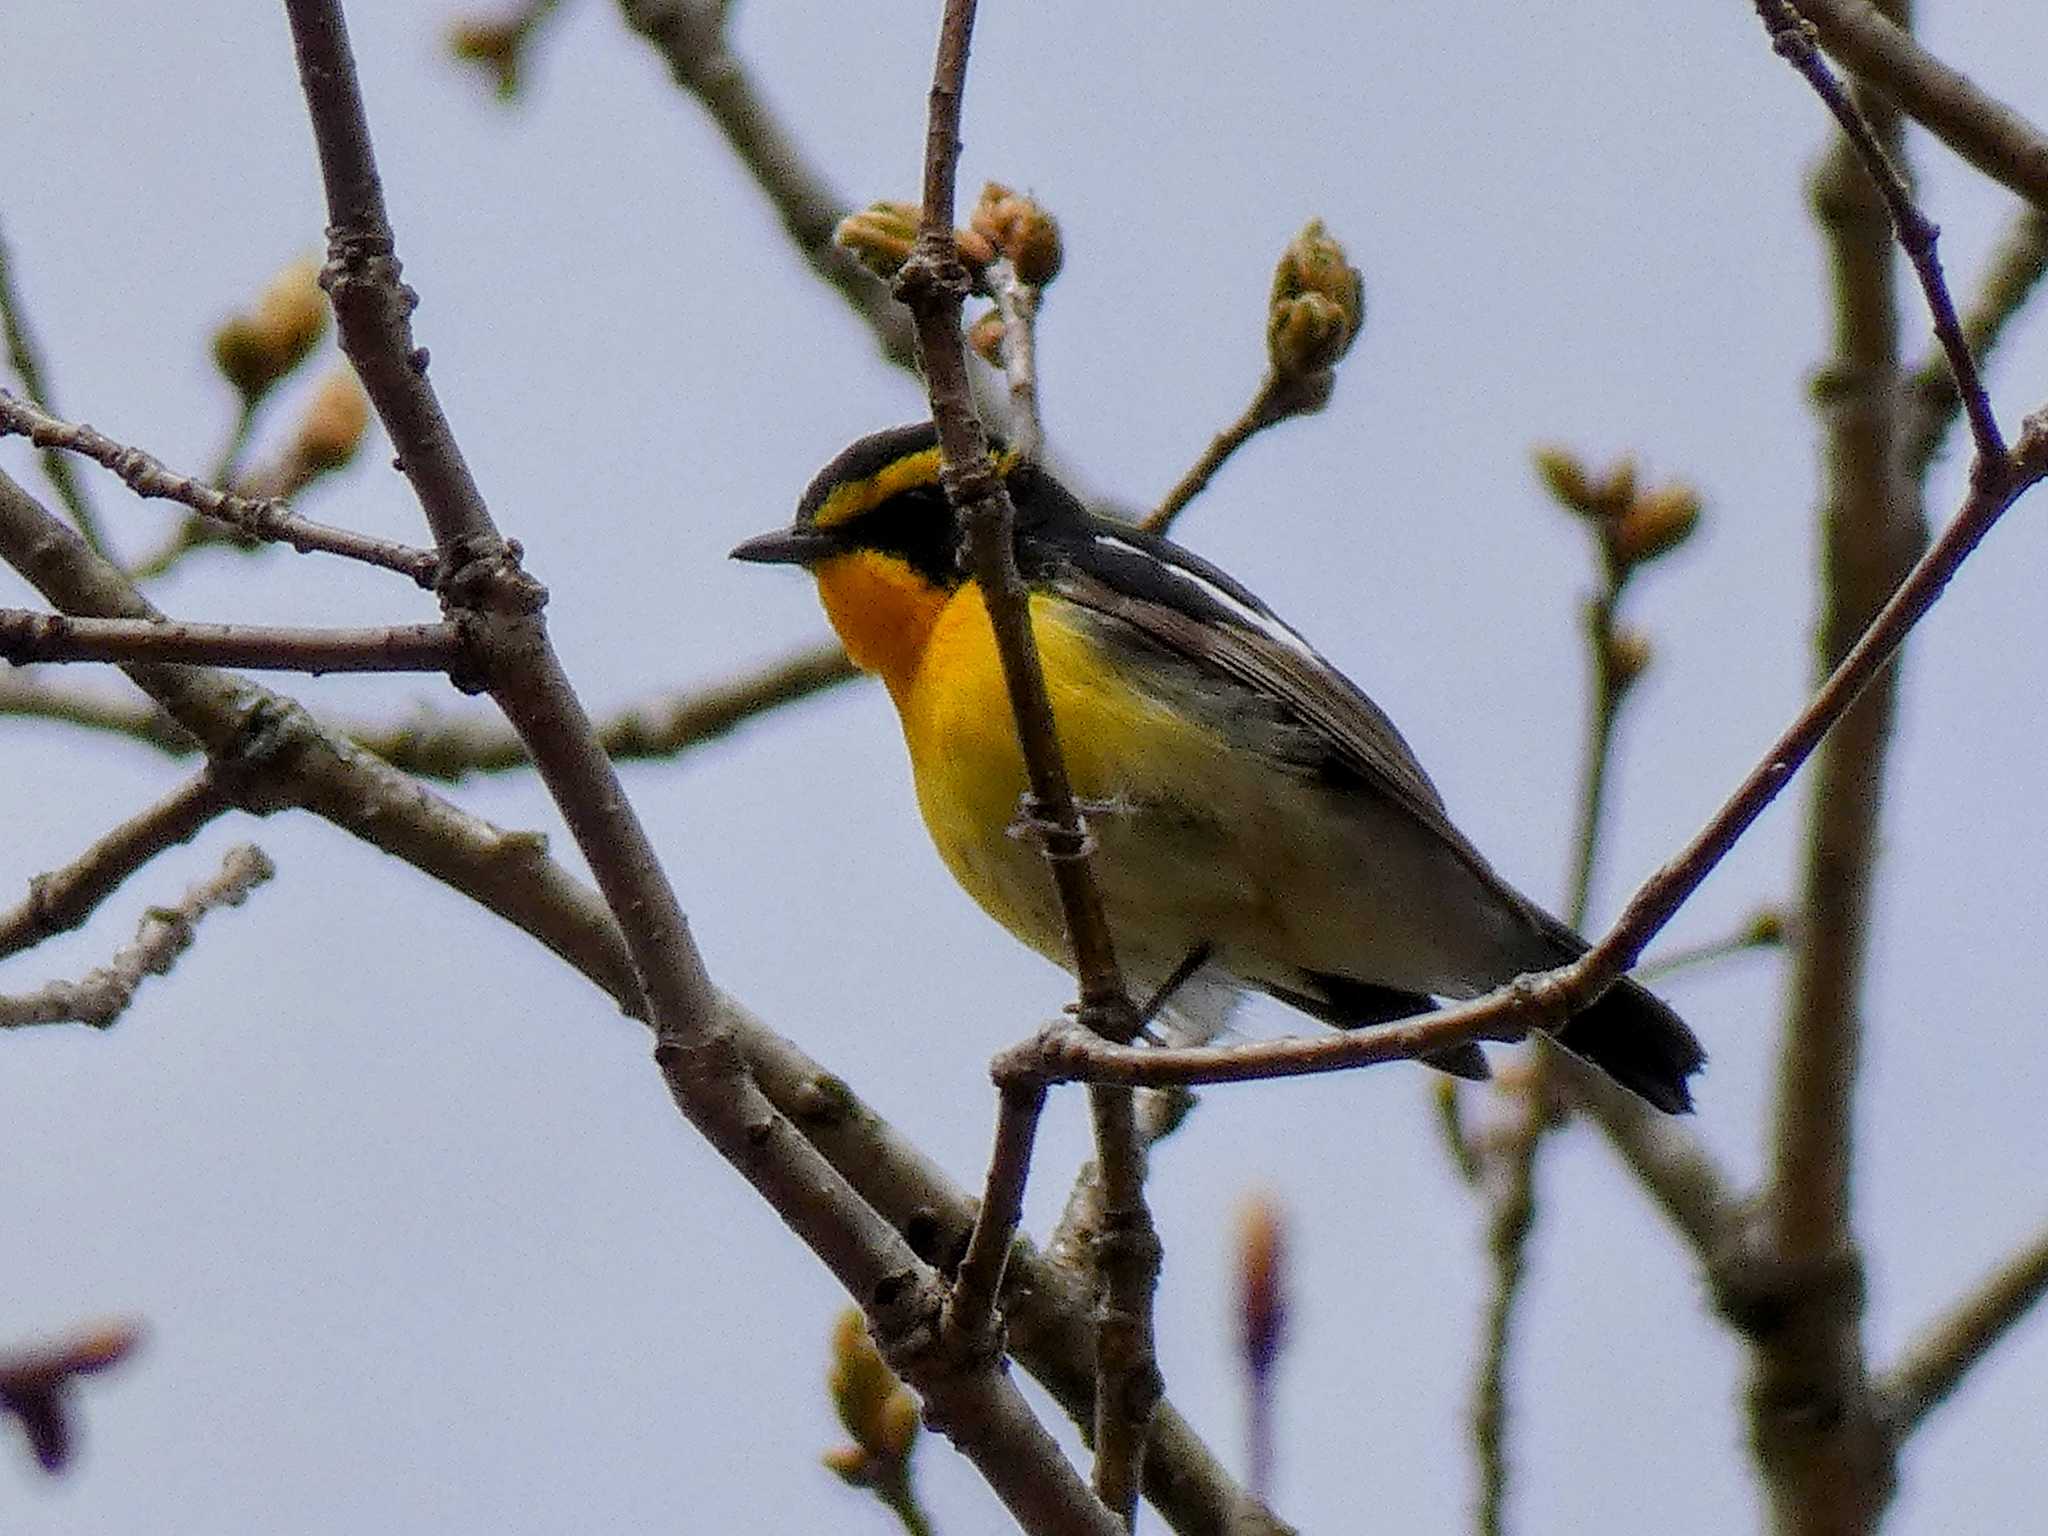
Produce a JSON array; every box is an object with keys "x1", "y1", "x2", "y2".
[{"x1": 730, "y1": 527, "x2": 839, "y2": 566}]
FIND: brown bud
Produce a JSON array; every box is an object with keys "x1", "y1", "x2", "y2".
[
  {"x1": 1742, "y1": 906, "x2": 1788, "y2": 947},
  {"x1": 1235, "y1": 1191, "x2": 1289, "y2": 1380},
  {"x1": 970, "y1": 309, "x2": 1011, "y2": 366},
  {"x1": 62, "y1": 1321, "x2": 144, "y2": 1374},
  {"x1": 953, "y1": 227, "x2": 997, "y2": 270},
  {"x1": 447, "y1": 17, "x2": 523, "y2": 98},
  {"x1": 212, "y1": 257, "x2": 327, "y2": 402},
  {"x1": 821, "y1": 1444, "x2": 873, "y2": 1485},
  {"x1": 294, "y1": 367, "x2": 371, "y2": 475},
  {"x1": 825, "y1": 1307, "x2": 916, "y2": 1464},
  {"x1": 1532, "y1": 445, "x2": 1595, "y2": 513},
  {"x1": 1610, "y1": 483, "x2": 1702, "y2": 565},
  {"x1": 1266, "y1": 220, "x2": 1363, "y2": 382},
  {"x1": 1591, "y1": 455, "x2": 1639, "y2": 520},
  {"x1": 835, "y1": 201, "x2": 921, "y2": 280},
  {"x1": 874, "y1": 1387, "x2": 921, "y2": 1462},
  {"x1": 1605, "y1": 624, "x2": 1654, "y2": 691},
  {"x1": 966, "y1": 309, "x2": 1007, "y2": 367},
  {"x1": 969, "y1": 182, "x2": 1062, "y2": 286}
]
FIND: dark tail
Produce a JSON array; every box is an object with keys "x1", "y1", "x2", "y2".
[{"x1": 1552, "y1": 975, "x2": 1705, "y2": 1114}]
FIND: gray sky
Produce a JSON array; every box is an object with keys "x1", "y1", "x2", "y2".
[{"x1": 4, "y1": 1, "x2": 2046, "y2": 1531}]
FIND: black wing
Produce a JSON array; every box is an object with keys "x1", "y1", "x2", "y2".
[{"x1": 1035, "y1": 517, "x2": 1508, "y2": 888}]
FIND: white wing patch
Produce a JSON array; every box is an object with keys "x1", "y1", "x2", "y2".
[{"x1": 1088, "y1": 533, "x2": 1325, "y2": 664}]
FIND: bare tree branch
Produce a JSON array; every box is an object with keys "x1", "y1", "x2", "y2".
[
  {"x1": 0, "y1": 1321, "x2": 143, "y2": 1473},
  {"x1": 350, "y1": 640, "x2": 858, "y2": 777},
  {"x1": 0, "y1": 391, "x2": 436, "y2": 586},
  {"x1": 1558, "y1": 1054, "x2": 1744, "y2": 1255},
  {"x1": 1471, "y1": 1077, "x2": 1551, "y2": 1536},
  {"x1": 0, "y1": 225, "x2": 106, "y2": 555},
  {"x1": 616, "y1": 0, "x2": 917, "y2": 369},
  {"x1": 0, "y1": 612, "x2": 465, "y2": 673},
  {"x1": 281, "y1": 7, "x2": 1116, "y2": 1530},
  {"x1": 898, "y1": 1, "x2": 1157, "y2": 1521},
  {"x1": 0, "y1": 644, "x2": 860, "y2": 777},
  {"x1": 1143, "y1": 375, "x2": 1314, "y2": 538},
  {"x1": 0, "y1": 465, "x2": 645, "y2": 1006},
  {"x1": 0, "y1": 770, "x2": 231, "y2": 961},
  {"x1": 1790, "y1": 0, "x2": 2048, "y2": 215},
  {"x1": 0, "y1": 844, "x2": 274, "y2": 1029},
  {"x1": 0, "y1": 462, "x2": 1280, "y2": 1536},
  {"x1": 1636, "y1": 908, "x2": 1787, "y2": 982},
  {"x1": 946, "y1": 1081, "x2": 1048, "y2": 1359},
  {"x1": 728, "y1": 993, "x2": 1295, "y2": 1536},
  {"x1": 1904, "y1": 206, "x2": 2048, "y2": 477},
  {"x1": 1877, "y1": 1222, "x2": 2048, "y2": 1439}
]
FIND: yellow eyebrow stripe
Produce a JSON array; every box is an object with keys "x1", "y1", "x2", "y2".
[
  {"x1": 811, "y1": 446, "x2": 943, "y2": 529},
  {"x1": 808, "y1": 444, "x2": 1021, "y2": 530}
]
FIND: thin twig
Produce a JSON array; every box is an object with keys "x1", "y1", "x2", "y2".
[
  {"x1": 1789, "y1": 0, "x2": 2048, "y2": 216},
  {"x1": 1635, "y1": 909, "x2": 1787, "y2": 983},
  {"x1": 0, "y1": 458, "x2": 647, "y2": 1020},
  {"x1": 0, "y1": 770, "x2": 232, "y2": 962},
  {"x1": 1473, "y1": 1090, "x2": 1548, "y2": 1536},
  {"x1": 283, "y1": 8, "x2": 1115, "y2": 1531},
  {"x1": 1470, "y1": 553, "x2": 1632, "y2": 1536},
  {"x1": 1759, "y1": 4, "x2": 1919, "y2": 1274},
  {"x1": 0, "y1": 642, "x2": 860, "y2": 775},
  {"x1": 729, "y1": 993, "x2": 1296, "y2": 1536},
  {"x1": 947, "y1": 1082, "x2": 1048, "y2": 1350},
  {"x1": 616, "y1": 0, "x2": 917, "y2": 369},
  {"x1": 0, "y1": 1321, "x2": 143, "y2": 1473},
  {"x1": 0, "y1": 611, "x2": 466, "y2": 673},
  {"x1": 1904, "y1": 207, "x2": 2048, "y2": 478},
  {"x1": 984, "y1": 257, "x2": 1044, "y2": 458},
  {"x1": 1878, "y1": 1221, "x2": 2048, "y2": 1439},
  {"x1": 900, "y1": 2, "x2": 1156, "y2": 1524},
  {"x1": 0, "y1": 391, "x2": 437, "y2": 586},
  {"x1": 1763, "y1": 1, "x2": 2005, "y2": 463},
  {"x1": 0, "y1": 224, "x2": 107, "y2": 555},
  {"x1": 0, "y1": 844, "x2": 274, "y2": 1029},
  {"x1": 0, "y1": 673, "x2": 194, "y2": 751},
  {"x1": 355, "y1": 641, "x2": 858, "y2": 777},
  {"x1": 1140, "y1": 376, "x2": 1296, "y2": 537},
  {"x1": 1555, "y1": 1054, "x2": 1740, "y2": 1255}
]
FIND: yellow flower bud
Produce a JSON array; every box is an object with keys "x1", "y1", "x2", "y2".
[
  {"x1": 834, "y1": 202, "x2": 921, "y2": 280},
  {"x1": 212, "y1": 257, "x2": 328, "y2": 402},
  {"x1": 953, "y1": 227, "x2": 997, "y2": 270},
  {"x1": 821, "y1": 1444, "x2": 873, "y2": 1485},
  {"x1": 874, "y1": 1386, "x2": 921, "y2": 1462},
  {"x1": 1266, "y1": 220, "x2": 1363, "y2": 381},
  {"x1": 1235, "y1": 1190, "x2": 1288, "y2": 1379},
  {"x1": 1742, "y1": 906, "x2": 1788, "y2": 947},
  {"x1": 1605, "y1": 624, "x2": 1654, "y2": 691},
  {"x1": 1592, "y1": 455, "x2": 1639, "y2": 520},
  {"x1": 1610, "y1": 483, "x2": 1702, "y2": 565},
  {"x1": 966, "y1": 309, "x2": 1006, "y2": 367},
  {"x1": 294, "y1": 367, "x2": 371, "y2": 475},
  {"x1": 969, "y1": 183, "x2": 1062, "y2": 286},
  {"x1": 447, "y1": 17, "x2": 523, "y2": 98},
  {"x1": 1532, "y1": 445, "x2": 1595, "y2": 513}
]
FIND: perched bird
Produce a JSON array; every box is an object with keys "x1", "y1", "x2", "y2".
[{"x1": 734, "y1": 424, "x2": 1705, "y2": 1112}]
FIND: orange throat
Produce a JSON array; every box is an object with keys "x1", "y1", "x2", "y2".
[{"x1": 809, "y1": 550, "x2": 955, "y2": 701}]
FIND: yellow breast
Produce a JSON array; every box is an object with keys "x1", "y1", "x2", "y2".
[{"x1": 810, "y1": 549, "x2": 1231, "y2": 964}]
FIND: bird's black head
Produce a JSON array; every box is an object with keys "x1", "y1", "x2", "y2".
[{"x1": 732, "y1": 423, "x2": 1082, "y2": 587}]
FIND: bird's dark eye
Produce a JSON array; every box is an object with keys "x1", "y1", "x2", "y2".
[{"x1": 846, "y1": 484, "x2": 965, "y2": 586}]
